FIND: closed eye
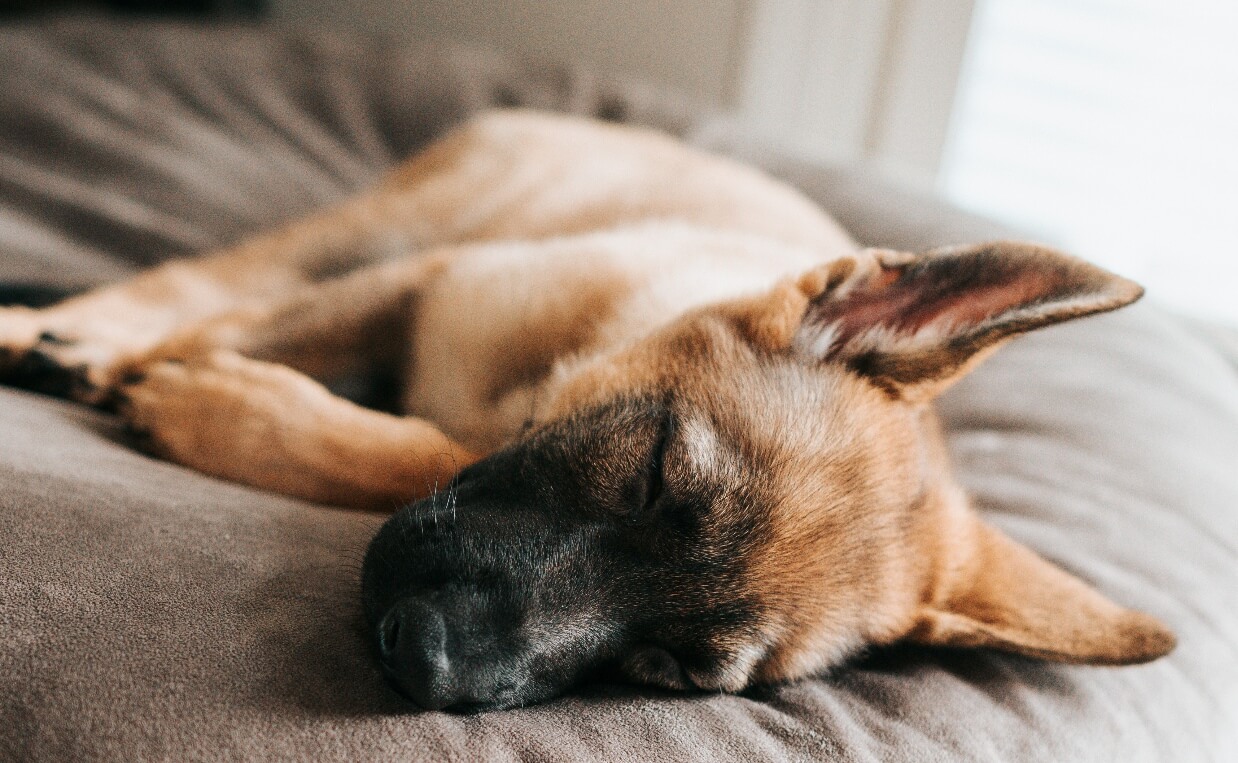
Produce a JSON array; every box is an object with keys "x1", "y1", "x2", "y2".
[{"x1": 644, "y1": 411, "x2": 675, "y2": 510}]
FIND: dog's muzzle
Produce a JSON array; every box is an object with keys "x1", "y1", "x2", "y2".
[{"x1": 360, "y1": 438, "x2": 637, "y2": 712}]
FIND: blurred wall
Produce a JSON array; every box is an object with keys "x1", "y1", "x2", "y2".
[
  {"x1": 271, "y1": 0, "x2": 973, "y2": 186},
  {"x1": 271, "y1": 0, "x2": 748, "y2": 107}
]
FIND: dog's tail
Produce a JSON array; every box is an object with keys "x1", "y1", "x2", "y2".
[{"x1": 0, "y1": 283, "x2": 81, "y2": 308}]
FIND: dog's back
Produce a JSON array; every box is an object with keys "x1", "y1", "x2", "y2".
[{"x1": 377, "y1": 110, "x2": 857, "y2": 254}]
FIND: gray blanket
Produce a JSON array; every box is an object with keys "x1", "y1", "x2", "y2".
[{"x1": 2, "y1": 17, "x2": 1236, "y2": 762}]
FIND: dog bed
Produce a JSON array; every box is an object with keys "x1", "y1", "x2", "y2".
[{"x1": 1, "y1": 17, "x2": 1235, "y2": 762}]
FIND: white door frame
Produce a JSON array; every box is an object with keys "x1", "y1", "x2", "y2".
[{"x1": 733, "y1": 0, "x2": 976, "y2": 187}]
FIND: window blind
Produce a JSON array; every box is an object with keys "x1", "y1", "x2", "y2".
[{"x1": 940, "y1": 0, "x2": 1238, "y2": 323}]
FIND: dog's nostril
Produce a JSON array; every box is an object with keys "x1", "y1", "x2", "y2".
[
  {"x1": 371, "y1": 594, "x2": 542, "y2": 711},
  {"x1": 375, "y1": 599, "x2": 466, "y2": 710}
]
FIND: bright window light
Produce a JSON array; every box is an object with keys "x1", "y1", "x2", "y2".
[{"x1": 940, "y1": 0, "x2": 1238, "y2": 325}]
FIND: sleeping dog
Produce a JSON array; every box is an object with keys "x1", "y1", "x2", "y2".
[{"x1": 0, "y1": 110, "x2": 1174, "y2": 711}]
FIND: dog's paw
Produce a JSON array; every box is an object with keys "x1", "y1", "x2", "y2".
[
  {"x1": 116, "y1": 351, "x2": 338, "y2": 486},
  {"x1": 0, "y1": 306, "x2": 131, "y2": 404},
  {"x1": 0, "y1": 307, "x2": 97, "y2": 400},
  {"x1": 0, "y1": 305, "x2": 40, "y2": 363}
]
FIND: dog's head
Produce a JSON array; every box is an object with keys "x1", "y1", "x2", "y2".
[{"x1": 361, "y1": 242, "x2": 1174, "y2": 711}]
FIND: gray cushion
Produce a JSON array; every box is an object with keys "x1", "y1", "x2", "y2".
[{"x1": 2, "y1": 17, "x2": 1236, "y2": 762}]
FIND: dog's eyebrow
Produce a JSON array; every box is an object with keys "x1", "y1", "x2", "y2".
[{"x1": 677, "y1": 415, "x2": 723, "y2": 473}]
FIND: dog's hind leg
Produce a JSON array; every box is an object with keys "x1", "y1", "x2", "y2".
[{"x1": 116, "y1": 348, "x2": 474, "y2": 510}]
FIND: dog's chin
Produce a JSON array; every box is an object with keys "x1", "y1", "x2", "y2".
[{"x1": 381, "y1": 669, "x2": 557, "y2": 713}]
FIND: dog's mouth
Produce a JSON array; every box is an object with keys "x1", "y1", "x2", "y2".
[{"x1": 376, "y1": 654, "x2": 532, "y2": 713}]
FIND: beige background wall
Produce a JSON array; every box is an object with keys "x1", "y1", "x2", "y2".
[
  {"x1": 271, "y1": 0, "x2": 975, "y2": 186},
  {"x1": 272, "y1": 0, "x2": 750, "y2": 107}
]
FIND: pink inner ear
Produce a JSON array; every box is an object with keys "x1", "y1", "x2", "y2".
[
  {"x1": 901, "y1": 272, "x2": 1056, "y2": 331},
  {"x1": 818, "y1": 267, "x2": 1058, "y2": 352}
]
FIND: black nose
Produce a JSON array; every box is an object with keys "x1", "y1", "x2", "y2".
[{"x1": 376, "y1": 598, "x2": 467, "y2": 711}]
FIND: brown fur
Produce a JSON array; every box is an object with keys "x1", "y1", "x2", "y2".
[{"x1": 0, "y1": 110, "x2": 1174, "y2": 697}]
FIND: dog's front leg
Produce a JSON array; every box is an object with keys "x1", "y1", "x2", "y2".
[
  {"x1": 134, "y1": 256, "x2": 443, "y2": 384},
  {"x1": 117, "y1": 349, "x2": 475, "y2": 510},
  {"x1": 0, "y1": 196, "x2": 425, "y2": 405}
]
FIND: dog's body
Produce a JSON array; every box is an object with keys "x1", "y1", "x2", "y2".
[{"x1": 0, "y1": 110, "x2": 1174, "y2": 711}]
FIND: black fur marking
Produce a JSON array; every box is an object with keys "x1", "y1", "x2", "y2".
[
  {"x1": 37, "y1": 331, "x2": 73, "y2": 346},
  {"x1": 9, "y1": 349, "x2": 93, "y2": 399},
  {"x1": 0, "y1": 283, "x2": 79, "y2": 308},
  {"x1": 121, "y1": 421, "x2": 156, "y2": 454}
]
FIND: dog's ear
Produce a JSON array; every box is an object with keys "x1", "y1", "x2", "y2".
[
  {"x1": 908, "y1": 518, "x2": 1176, "y2": 664},
  {"x1": 758, "y1": 242, "x2": 1143, "y2": 401}
]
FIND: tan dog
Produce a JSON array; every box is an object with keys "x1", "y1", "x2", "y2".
[{"x1": 0, "y1": 110, "x2": 1173, "y2": 711}]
